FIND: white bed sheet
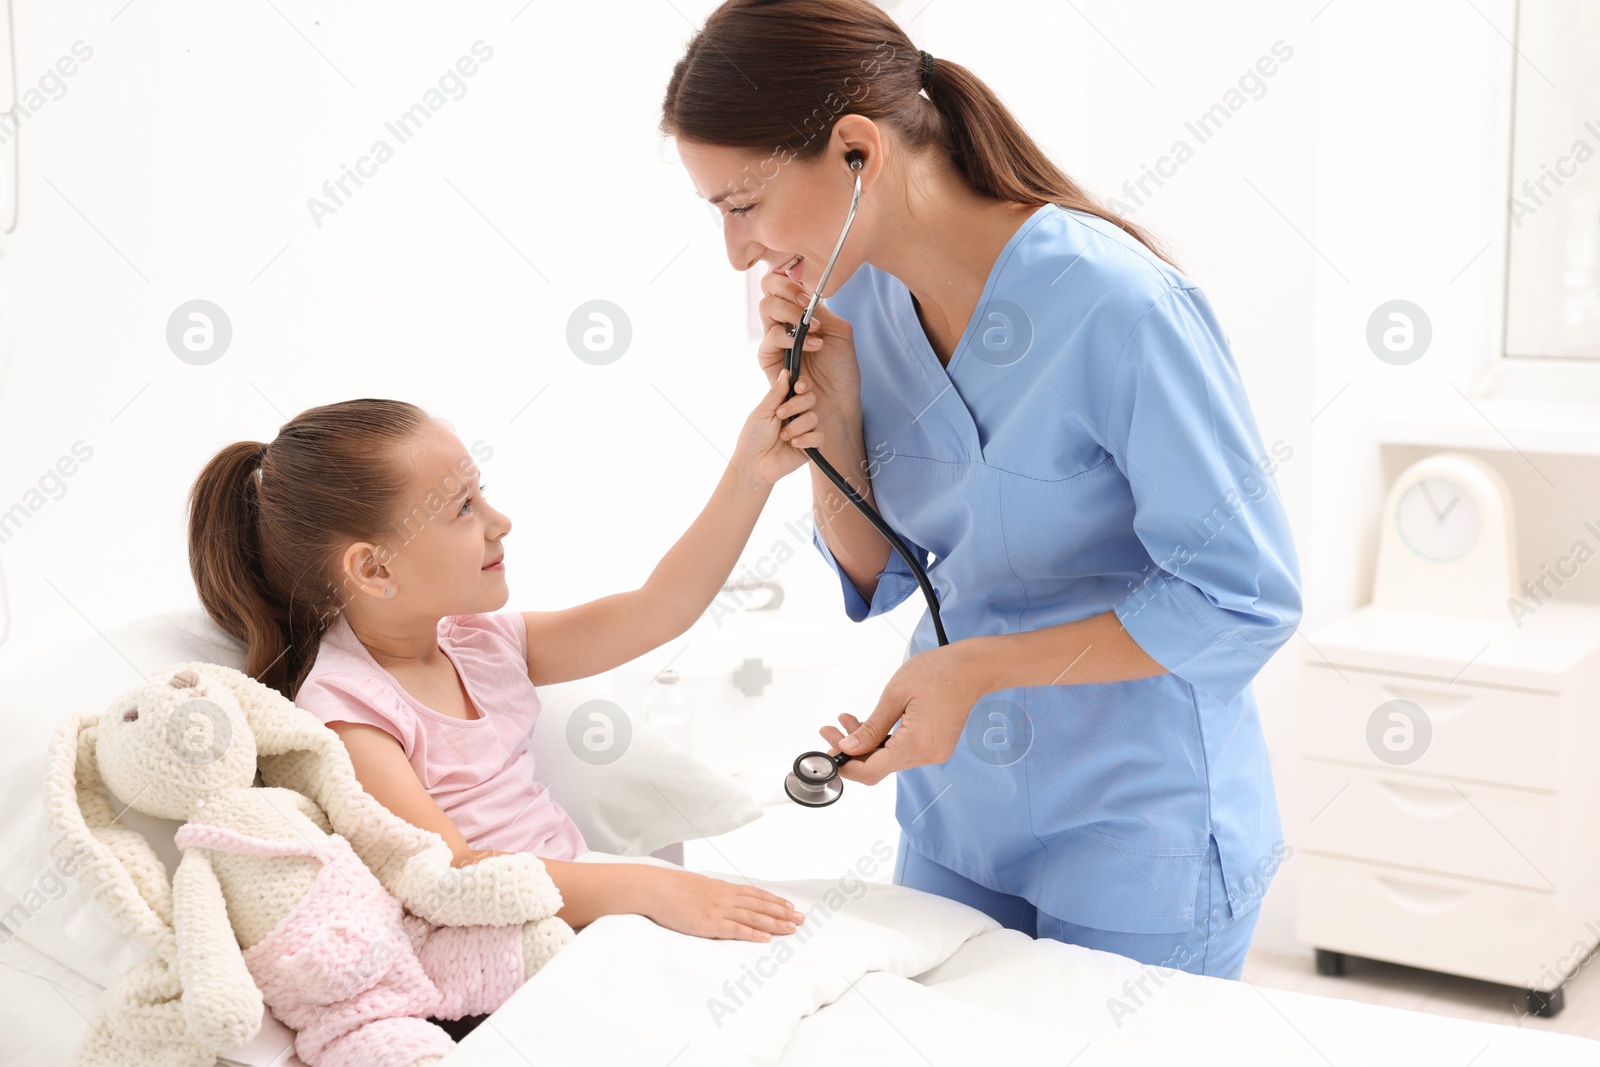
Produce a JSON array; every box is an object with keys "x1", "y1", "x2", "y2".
[{"x1": 446, "y1": 854, "x2": 1600, "y2": 1066}]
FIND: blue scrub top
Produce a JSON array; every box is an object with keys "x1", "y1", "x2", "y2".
[{"x1": 812, "y1": 203, "x2": 1303, "y2": 935}]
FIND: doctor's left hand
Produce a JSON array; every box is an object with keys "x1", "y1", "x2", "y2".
[
  {"x1": 818, "y1": 642, "x2": 990, "y2": 785},
  {"x1": 734, "y1": 367, "x2": 823, "y2": 488}
]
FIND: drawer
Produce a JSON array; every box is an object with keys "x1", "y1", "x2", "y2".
[
  {"x1": 1302, "y1": 665, "x2": 1560, "y2": 791},
  {"x1": 1296, "y1": 854, "x2": 1558, "y2": 989},
  {"x1": 1300, "y1": 761, "x2": 1558, "y2": 891}
]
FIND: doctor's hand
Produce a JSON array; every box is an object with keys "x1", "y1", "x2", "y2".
[
  {"x1": 734, "y1": 367, "x2": 824, "y2": 487},
  {"x1": 758, "y1": 268, "x2": 862, "y2": 438},
  {"x1": 818, "y1": 642, "x2": 991, "y2": 785}
]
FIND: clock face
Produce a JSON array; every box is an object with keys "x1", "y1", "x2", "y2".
[{"x1": 1396, "y1": 476, "x2": 1481, "y2": 563}]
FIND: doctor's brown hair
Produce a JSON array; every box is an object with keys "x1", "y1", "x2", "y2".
[
  {"x1": 186, "y1": 398, "x2": 431, "y2": 701},
  {"x1": 660, "y1": 0, "x2": 1179, "y2": 271}
]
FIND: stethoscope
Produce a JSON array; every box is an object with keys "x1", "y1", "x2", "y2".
[{"x1": 780, "y1": 149, "x2": 951, "y2": 808}]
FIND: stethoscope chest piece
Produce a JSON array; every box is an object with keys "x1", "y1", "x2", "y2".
[{"x1": 783, "y1": 750, "x2": 849, "y2": 808}]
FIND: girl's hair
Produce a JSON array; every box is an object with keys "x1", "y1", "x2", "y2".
[
  {"x1": 187, "y1": 398, "x2": 431, "y2": 701},
  {"x1": 659, "y1": 0, "x2": 1179, "y2": 271}
]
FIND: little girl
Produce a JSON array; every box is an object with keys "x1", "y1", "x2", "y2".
[{"x1": 186, "y1": 367, "x2": 825, "y2": 943}]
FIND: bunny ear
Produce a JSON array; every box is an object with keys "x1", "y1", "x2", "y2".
[
  {"x1": 42, "y1": 711, "x2": 175, "y2": 950},
  {"x1": 181, "y1": 661, "x2": 441, "y2": 880},
  {"x1": 177, "y1": 661, "x2": 360, "y2": 805},
  {"x1": 168, "y1": 661, "x2": 324, "y2": 760}
]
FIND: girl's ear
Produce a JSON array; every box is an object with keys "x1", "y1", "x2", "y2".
[{"x1": 42, "y1": 710, "x2": 175, "y2": 949}]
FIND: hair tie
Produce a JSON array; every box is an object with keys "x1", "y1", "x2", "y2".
[
  {"x1": 256, "y1": 442, "x2": 269, "y2": 469},
  {"x1": 919, "y1": 50, "x2": 936, "y2": 91}
]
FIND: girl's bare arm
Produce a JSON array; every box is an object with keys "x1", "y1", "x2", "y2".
[
  {"x1": 327, "y1": 720, "x2": 801, "y2": 936},
  {"x1": 517, "y1": 461, "x2": 772, "y2": 687}
]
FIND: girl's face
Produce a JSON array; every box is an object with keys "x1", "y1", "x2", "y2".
[
  {"x1": 678, "y1": 136, "x2": 872, "y2": 297},
  {"x1": 340, "y1": 420, "x2": 510, "y2": 620}
]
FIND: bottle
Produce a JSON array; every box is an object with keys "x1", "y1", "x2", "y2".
[{"x1": 642, "y1": 669, "x2": 694, "y2": 754}]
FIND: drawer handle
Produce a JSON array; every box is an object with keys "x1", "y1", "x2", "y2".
[
  {"x1": 1377, "y1": 683, "x2": 1474, "y2": 723},
  {"x1": 1375, "y1": 875, "x2": 1467, "y2": 915},
  {"x1": 1376, "y1": 780, "x2": 1468, "y2": 819}
]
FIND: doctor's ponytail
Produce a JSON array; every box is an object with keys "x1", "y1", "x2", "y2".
[
  {"x1": 661, "y1": 0, "x2": 1179, "y2": 271},
  {"x1": 186, "y1": 398, "x2": 431, "y2": 701}
]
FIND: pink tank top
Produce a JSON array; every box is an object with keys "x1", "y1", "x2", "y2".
[{"x1": 295, "y1": 611, "x2": 587, "y2": 860}]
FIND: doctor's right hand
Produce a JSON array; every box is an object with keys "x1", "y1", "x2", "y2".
[{"x1": 758, "y1": 268, "x2": 862, "y2": 438}]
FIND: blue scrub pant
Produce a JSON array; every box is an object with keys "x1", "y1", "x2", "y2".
[{"x1": 894, "y1": 835, "x2": 1260, "y2": 980}]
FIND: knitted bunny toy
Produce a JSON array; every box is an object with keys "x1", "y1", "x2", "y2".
[{"x1": 43, "y1": 662, "x2": 576, "y2": 1067}]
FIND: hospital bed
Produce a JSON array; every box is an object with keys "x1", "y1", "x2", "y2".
[{"x1": 3, "y1": 611, "x2": 1597, "y2": 1066}]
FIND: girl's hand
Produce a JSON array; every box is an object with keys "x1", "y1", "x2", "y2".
[
  {"x1": 734, "y1": 367, "x2": 823, "y2": 488},
  {"x1": 641, "y1": 867, "x2": 805, "y2": 942},
  {"x1": 452, "y1": 847, "x2": 513, "y2": 868},
  {"x1": 758, "y1": 269, "x2": 862, "y2": 438}
]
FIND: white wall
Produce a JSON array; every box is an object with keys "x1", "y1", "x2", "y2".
[
  {"x1": 0, "y1": 1, "x2": 797, "y2": 646},
  {"x1": 1, "y1": 0, "x2": 1586, "y2": 960}
]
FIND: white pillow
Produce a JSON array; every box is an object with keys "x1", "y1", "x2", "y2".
[
  {"x1": 528, "y1": 675, "x2": 761, "y2": 857},
  {"x1": 0, "y1": 607, "x2": 759, "y2": 994}
]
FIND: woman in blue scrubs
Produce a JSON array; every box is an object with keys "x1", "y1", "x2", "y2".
[{"x1": 663, "y1": 0, "x2": 1302, "y2": 980}]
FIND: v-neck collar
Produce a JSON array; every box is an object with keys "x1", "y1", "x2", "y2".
[{"x1": 887, "y1": 202, "x2": 1055, "y2": 456}]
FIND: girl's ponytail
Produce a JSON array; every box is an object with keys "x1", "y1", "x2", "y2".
[{"x1": 187, "y1": 440, "x2": 294, "y2": 695}]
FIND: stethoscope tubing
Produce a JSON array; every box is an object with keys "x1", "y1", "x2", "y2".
[
  {"x1": 778, "y1": 158, "x2": 953, "y2": 808},
  {"x1": 780, "y1": 163, "x2": 950, "y2": 648}
]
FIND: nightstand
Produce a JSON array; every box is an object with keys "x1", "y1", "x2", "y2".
[{"x1": 1296, "y1": 601, "x2": 1600, "y2": 1017}]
